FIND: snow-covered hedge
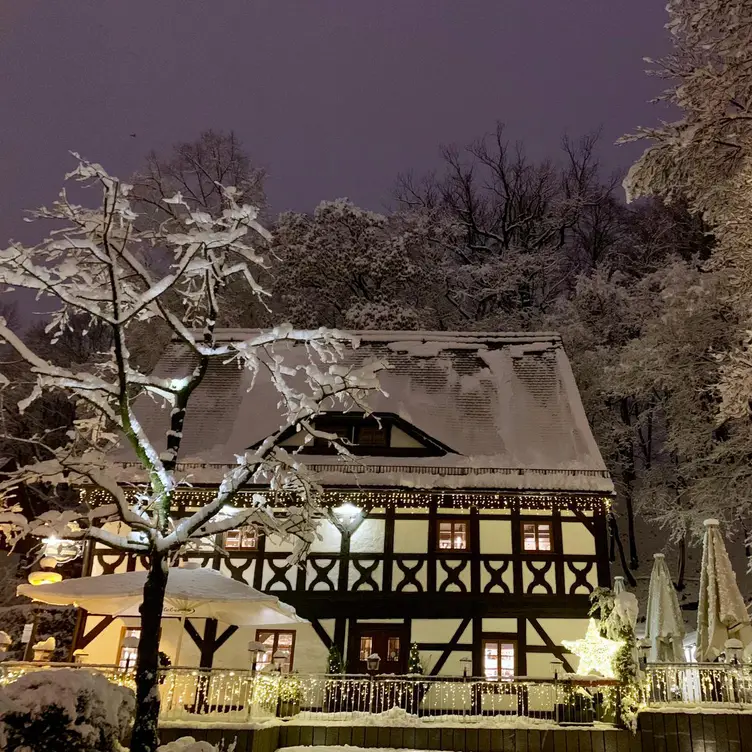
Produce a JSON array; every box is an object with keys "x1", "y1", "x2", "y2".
[
  {"x1": 158, "y1": 737, "x2": 219, "y2": 752},
  {"x1": 0, "y1": 668, "x2": 135, "y2": 751}
]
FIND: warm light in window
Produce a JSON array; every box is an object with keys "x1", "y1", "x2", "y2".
[
  {"x1": 359, "y1": 636, "x2": 373, "y2": 661},
  {"x1": 225, "y1": 527, "x2": 259, "y2": 550},
  {"x1": 483, "y1": 640, "x2": 515, "y2": 680},
  {"x1": 523, "y1": 522, "x2": 552, "y2": 552},
  {"x1": 438, "y1": 521, "x2": 468, "y2": 551}
]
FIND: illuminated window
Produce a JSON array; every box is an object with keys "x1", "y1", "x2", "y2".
[
  {"x1": 483, "y1": 639, "x2": 515, "y2": 680},
  {"x1": 359, "y1": 636, "x2": 373, "y2": 661},
  {"x1": 118, "y1": 627, "x2": 141, "y2": 669},
  {"x1": 387, "y1": 637, "x2": 401, "y2": 662},
  {"x1": 256, "y1": 630, "x2": 295, "y2": 673},
  {"x1": 225, "y1": 527, "x2": 259, "y2": 550},
  {"x1": 522, "y1": 522, "x2": 552, "y2": 552},
  {"x1": 437, "y1": 520, "x2": 468, "y2": 551}
]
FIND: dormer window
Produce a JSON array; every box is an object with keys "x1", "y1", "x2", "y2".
[{"x1": 273, "y1": 412, "x2": 454, "y2": 458}]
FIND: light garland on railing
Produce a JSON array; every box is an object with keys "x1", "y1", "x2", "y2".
[
  {"x1": 156, "y1": 669, "x2": 618, "y2": 722},
  {"x1": 79, "y1": 487, "x2": 610, "y2": 513}
]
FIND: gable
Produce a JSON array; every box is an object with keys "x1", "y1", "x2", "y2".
[{"x1": 274, "y1": 412, "x2": 456, "y2": 457}]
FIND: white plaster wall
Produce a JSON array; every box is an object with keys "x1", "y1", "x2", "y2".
[
  {"x1": 561, "y1": 522, "x2": 596, "y2": 555},
  {"x1": 394, "y1": 520, "x2": 428, "y2": 553},
  {"x1": 264, "y1": 534, "x2": 294, "y2": 553},
  {"x1": 218, "y1": 558, "x2": 255, "y2": 585},
  {"x1": 348, "y1": 560, "x2": 383, "y2": 590},
  {"x1": 480, "y1": 562, "x2": 514, "y2": 593},
  {"x1": 537, "y1": 618, "x2": 589, "y2": 647},
  {"x1": 390, "y1": 427, "x2": 423, "y2": 448},
  {"x1": 80, "y1": 616, "x2": 125, "y2": 665},
  {"x1": 526, "y1": 652, "x2": 560, "y2": 678},
  {"x1": 434, "y1": 650, "x2": 472, "y2": 677},
  {"x1": 436, "y1": 508, "x2": 469, "y2": 516},
  {"x1": 411, "y1": 619, "x2": 468, "y2": 643},
  {"x1": 480, "y1": 520, "x2": 512, "y2": 554},
  {"x1": 306, "y1": 559, "x2": 339, "y2": 590},
  {"x1": 213, "y1": 623, "x2": 328, "y2": 674},
  {"x1": 261, "y1": 562, "x2": 297, "y2": 590},
  {"x1": 310, "y1": 520, "x2": 342, "y2": 553},
  {"x1": 350, "y1": 519, "x2": 385, "y2": 553},
  {"x1": 393, "y1": 560, "x2": 427, "y2": 591},
  {"x1": 526, "y1": 622, "x2": 545, "y2": 646},
  {"x1": 522, "y1": 563, "x2": 556, "y2": 594},
  {"x1": 482, "y1": 618, "x2": 516, "y2": 632},
  {"x1": 436, "y1": 560, "x2": 472, "y2": 592},
  {"x1": 563, "y1": 563, "x2": 598, "y2": 594}
]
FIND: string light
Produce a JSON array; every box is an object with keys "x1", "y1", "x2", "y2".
[
  {"x1": 80, "y1": 487, "x2": 610, "y2": 513},
  {"x1": 562, "y1": 619, "x2": 623, "y2": 679}
]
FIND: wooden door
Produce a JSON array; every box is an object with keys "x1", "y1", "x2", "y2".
[{"x1": 350, "y1": 624, "x2": 408, "y2": 674}]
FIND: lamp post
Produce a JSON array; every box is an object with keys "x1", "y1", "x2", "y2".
[
  {"x1": 366, "y1": 653, "x2": 381, "y2": 714},
  {"x1": 248, "y1": 641, "x2": 267, "y2": 673},
  {"x1": 725, "y1": 638, "x2": 743, "y2": 665},
  {"x1": 638, "y1": 638, "x2": 651, "y2": 672},
  {"x1": 273, "y1": 649, "x2": 290, "y2": 673},
  {"x1": 550, "y1": 660, "x2": 563, "y2": 724}
]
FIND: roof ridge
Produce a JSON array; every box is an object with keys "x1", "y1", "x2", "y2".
[{"x1": 198, "y1": 328, "x2": 563, "y2": 345}]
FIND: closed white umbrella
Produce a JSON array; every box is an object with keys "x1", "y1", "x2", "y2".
[
  {"x1": 696, "y1": 519, "x2": 752, "y2": 662},
  {"x1": 645, "y1": 553, "x2": 685, "y2": 662},
  {"x1": 19, "y1": 564, "x2": 305, "y2": 664}
]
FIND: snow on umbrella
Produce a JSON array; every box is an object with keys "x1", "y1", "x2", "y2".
[
  {"x1": 696, "y1": 519, "x2": 752, "y2": 662},
  {"x1": 18, "y1": 563, "x2": 305, "y2": 665},
  {"x1": 645, "y1": 553, "x2": 685, "y2": 663}
]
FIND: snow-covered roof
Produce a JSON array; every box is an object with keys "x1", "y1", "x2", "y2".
[{"x1": 115, "y1": 330, "x2": 613, "y2": 494}]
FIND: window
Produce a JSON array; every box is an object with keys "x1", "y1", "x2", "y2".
[
  {"x1": 522, "y1": 521, "x2": 553, "y2": 552},
  {"x1": 225, "y1": 526, "x2": 259, "y2": 550},
  {"x1": 255, "y1": 630, "x2": 295, "y2": 673},
  {"x1": 117, "y1": 627, "x2": 141, "y2": 669},
  {"x1": 356, "y1": 421, "x2": 388, "y2": 447},
  {"x1": 483, "y1": 639, "x2": 515, "y2": 680},
  {"x1": 359, "y1": 636, "x2": 373, "y2": 660},
  {"x1": 437, "y1": 520, "x2": 469, "y2": 551},
  {"x1": 387, "y1": 637, "x2": 401, "y2": 662}
]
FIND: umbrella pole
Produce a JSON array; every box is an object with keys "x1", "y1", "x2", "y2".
[{"x1": 174, "y1": 614, "x2": 186, "y2": 667}]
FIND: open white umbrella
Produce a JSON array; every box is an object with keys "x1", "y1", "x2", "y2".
[
  {"x1": 696, "y1": 519, "x2": 752, "y2": 662},
  {"x1": 19, "y1": 563, "x2": 305, "y2": 664},
  {"x1": 645, "y1": 553, "x2": 685, "y2": 663}
]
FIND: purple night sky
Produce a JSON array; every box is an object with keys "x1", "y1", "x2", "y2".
[{"x1": 0, "y1": 1, "x2": 671, "y2": 244}]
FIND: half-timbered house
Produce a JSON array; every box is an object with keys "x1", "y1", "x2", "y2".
[{"x1": 74, "y1": 330, "x2": 614, "y2": 679}]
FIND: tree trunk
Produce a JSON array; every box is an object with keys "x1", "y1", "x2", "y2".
[{"x1": 130, "y1": 551, "x2": 169, "y2": 752}]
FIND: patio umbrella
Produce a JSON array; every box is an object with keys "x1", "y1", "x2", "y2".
[
  {"x1": 696, "y1": 519, "x2": 752, "y2": 662},
  {"x1": 19, "y1": 563, "x2": 305, "y2": 664},
  {"x1": 645, "y1": 553, "x2": 685, "y2": 663}
]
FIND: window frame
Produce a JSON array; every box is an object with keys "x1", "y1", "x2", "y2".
[
  {"x1": 117, "y1": 626, "x2": 141, "y2": 669},
  {"x1": 436, "y1": 518, "x2": 470, "y2": 552},
  {"x1": 481, "y1": 635, "x2": 517, "y2": 681},
  {"x1": 520, "y1": 520, "x2": 555, "y2": 553},
  {"x1": 255, "y1": 629, "x2": 296, "y2": 673},
  {"x1": 225, "y1": 526, "x2": 260, "y2": 551}
]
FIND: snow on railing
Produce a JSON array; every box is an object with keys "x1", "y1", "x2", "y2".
[
  {"x1": 157, "y1": 669, "x2": 621, "y2": 725},
  {"x1": 643, "y1": 663, "x2": 752, "y2": 708}
]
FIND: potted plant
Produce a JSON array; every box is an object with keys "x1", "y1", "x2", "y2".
[{"x1": 278, "y1": 673, "x2": 302, "y2": 718}]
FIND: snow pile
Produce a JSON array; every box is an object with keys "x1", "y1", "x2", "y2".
[
  {"x1": 158, "y1": 736, "x2": 221, "y2": 752},
  {"x1": 0, "y1": 668, "x2": 135, "y2": 752}
]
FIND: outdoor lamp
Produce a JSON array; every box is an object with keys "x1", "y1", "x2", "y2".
[
  {"x1": 366, "y1": 652, "x2": 381, "y2": 674},
  {"x1": 550, "y1": 660, "x2": 563, "y2": 679},
  {"x1": 725, "y1": 638, "x2": 743, "y2": 665},
  {"x1": 0, "y1": 631, "x2": 11, "y2": 662},
  {"x1": 333, "y1": 503, "x2": 362, "y2": 530},
  {"x1": 273, "y1": 649, "x2": 289, "y2": 672},
  {"x1": 248, "y1": 640, "x2": 267, "y2": 671},
  {"x1": 638, "y1": 638, "x2": 651, "y2": 670}
]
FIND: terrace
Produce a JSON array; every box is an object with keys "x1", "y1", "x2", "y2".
[{"x1": 3, "y1": 662, "x2": 751, "y2": 724}]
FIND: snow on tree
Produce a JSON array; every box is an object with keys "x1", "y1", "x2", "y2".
[
  {"x1": 0, "y1": 157, "x2": 384, "y2": 752},
  {"x1": 623, "y1": 0, "x2": 752, "y2": 422}
]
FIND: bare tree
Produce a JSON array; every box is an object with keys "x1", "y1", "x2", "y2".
[{"x1": 0, "y1": 157, "x2": 383, "y2": 752}]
